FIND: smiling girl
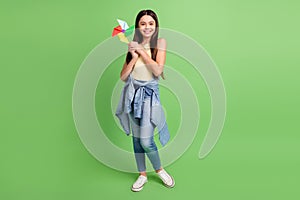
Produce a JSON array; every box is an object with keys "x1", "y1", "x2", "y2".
[{"x1": 115, "y1": 9, "x2": 175, "y2": 192}]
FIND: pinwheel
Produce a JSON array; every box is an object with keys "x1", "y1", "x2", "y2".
[{"x1": 112, "y1": 19, "x2": 134, "y2": 43}]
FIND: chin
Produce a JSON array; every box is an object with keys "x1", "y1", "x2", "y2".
[
  {"x1": 142, "y1": 33, "x2": 154, "y2": 38},
  {"x1": 143, "y1": 35, "x2": 153, "y2": 39}
]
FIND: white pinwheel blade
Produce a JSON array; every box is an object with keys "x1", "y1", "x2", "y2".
[{"x1": 117, "y1": 19, "x2": 129, "y2": 30}]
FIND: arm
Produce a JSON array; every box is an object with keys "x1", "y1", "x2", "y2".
[
  {"x1": 135, "y1": 38, "x2": 167, "y2": 77},
  {"x1": 120, "y1": 53, "x2": 138, "y2": 82}
]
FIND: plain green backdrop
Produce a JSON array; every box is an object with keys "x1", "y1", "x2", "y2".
[{"x1": 1, "y1": 0, "x2": 299, "y2": 199}]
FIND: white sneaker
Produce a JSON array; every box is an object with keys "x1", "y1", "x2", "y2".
[
  {"x1": 157, "y1": 169, "x2": 175, "y2": 188},
  {"x1": 131, "y1": 175, "x2": 148, "y2": 192}
]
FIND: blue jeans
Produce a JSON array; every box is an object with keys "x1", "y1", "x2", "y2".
[{"x1": 130, "y1": 95, "x2": 162, "y2": 172}]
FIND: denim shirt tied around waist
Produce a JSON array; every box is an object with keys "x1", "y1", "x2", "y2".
[{"x1": 115, "y1": 75, "x2": 170, "y2": 146}]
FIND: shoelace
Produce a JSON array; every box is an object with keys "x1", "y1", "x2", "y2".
[
  {"x1": 159, "y1": 171, "x2": 170, "y2": 183},
  {"x1": 135, "y1": 176, "x2": 146, "y2": 186}
]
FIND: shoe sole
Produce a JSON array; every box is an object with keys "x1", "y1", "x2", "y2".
[
  {"x1": 131, "y1": 181, "x2": 147, "y2": 192},
  {"x1": 131, "y1": 186, "x2": 144, "y2": 192},
  {"x1": 163, "y1": 176, "x2": 175, "y2": 188}
]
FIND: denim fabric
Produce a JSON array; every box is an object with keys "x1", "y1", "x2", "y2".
[
  {"x1": 115, "y1": 75, "x2": 170, "y2": 146},
  {"x1": 130, "y1": 97, "x2": 161, "y2": 172}
]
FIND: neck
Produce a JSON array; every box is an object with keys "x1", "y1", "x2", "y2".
[{"x1": 142, "y1": 37, "x2": 151, "y2": 45}]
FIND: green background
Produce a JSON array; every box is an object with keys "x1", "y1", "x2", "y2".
[{"x1": 1, "y1": 0, "x2": 299, "y2": 199}]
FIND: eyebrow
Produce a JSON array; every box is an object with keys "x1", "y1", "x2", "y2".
[{"x1": 139, "y1": 20, "x2": 155, "y2": 23}]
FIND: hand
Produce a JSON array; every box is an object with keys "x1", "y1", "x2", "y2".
[
  {"x1": 128, "y1": 41, "x2": 143, "y2": 52},
  {"x1": 130, "y1": 50, "x2": 138, "y2": 59},
  {"x1": 128, "y1": 41, "x2": 140, "y2": 58}
]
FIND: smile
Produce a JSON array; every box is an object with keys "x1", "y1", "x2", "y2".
[{"x1": 143, "y1": 29, "x2": 153, "y2": 34}]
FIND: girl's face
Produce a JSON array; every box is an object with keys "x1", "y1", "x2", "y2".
[{"x1": 138, "y1": 15, "x2": 156, "y2": 39}]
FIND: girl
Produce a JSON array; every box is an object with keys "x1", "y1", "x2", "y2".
[{"x1": 116, "y1": 9, "x2": 175, "y2": 192}]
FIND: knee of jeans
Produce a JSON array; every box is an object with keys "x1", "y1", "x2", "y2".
[{"x1": 140, "y1": 138, "x2": 157, "y2": 152}]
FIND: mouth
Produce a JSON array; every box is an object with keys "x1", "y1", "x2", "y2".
[{"x1": 143, "y1": 29, "x2": 153, "y2": 35}]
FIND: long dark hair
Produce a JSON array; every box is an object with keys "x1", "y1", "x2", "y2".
[{"x1": 126, "y1": 10, "x2": 161, "y2": 76}]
